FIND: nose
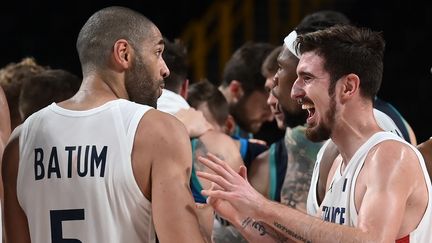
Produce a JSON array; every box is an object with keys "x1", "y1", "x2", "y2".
[
  {"x1": 290, "y1": 77, "x2": 305, "y2": 100},
  {"x1": 161, "y1": 59, "x2": 170, "y2": 78},
  {"x1": 267, "y1": 92, "x2": 277, "y2": 107}
]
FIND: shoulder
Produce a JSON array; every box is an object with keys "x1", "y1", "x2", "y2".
[
  {"x1": 135, "y1": 109, "x2": 191, "y2": 158},
  {"x1": 365, "y1": 138, "x2": 422, "y2": 180},
  {"x1": 139, "y1": 109, "x2": 188, "y2": 137}
]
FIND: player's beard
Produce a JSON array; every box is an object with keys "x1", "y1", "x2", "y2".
[
  {"x1": 305, "y1": 93, "x2": 335, "y2": 142},
  {"x1": 125, "y1": 54, "x2": 161, "y2": 108}
]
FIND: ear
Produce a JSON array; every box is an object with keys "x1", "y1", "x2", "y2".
[
  {"x1": 224, "y1": 114, "x2": 236, "y2": 136},
  {"x1": 340, "y1": 73, "x2": 360, "y2": 103},
  {"x1": 228, "y1": 80, "x2": 244, "y2": 103},
  {"x1": 180, "y1": 79, "x2": 189, "y2": 99},
  {"x1": 112, "y1": 39, "x2": 133, "y2": 70}
]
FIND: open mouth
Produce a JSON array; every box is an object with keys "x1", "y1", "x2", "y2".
[{"x1": 302, "y1": 103, "x2": 316, "y2": 124}]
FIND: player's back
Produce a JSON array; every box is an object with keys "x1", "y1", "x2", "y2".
[{"x1": 17, "y1": 99, "x2": 155, "y2": 243}]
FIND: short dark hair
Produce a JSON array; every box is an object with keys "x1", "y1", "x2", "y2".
[
  {"x1": 162, "y1": 37, "x2": 189, "y2": 92},
  {"x1": 76, "y1": 6, "x2": 153, "y2": 74},
  {"x1": 296, "y1": 10, "x2": 351, "y2": 35},
  {"x1": 19, "y1": 69, "x2": 81, "y2": 119},
  {"x1": 261, "y1": 46, "x2": 283, "y2": 78},
  {"x1": 187, "y1": 80, "x2": 229, "y2": 127},
  {"x1": 296, "y1": 25, "x2": 385, "y2": 100},
  {"x1": 222, "y1": 42, "x2": 274, "y2": 95}
]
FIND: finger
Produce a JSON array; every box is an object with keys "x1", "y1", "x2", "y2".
[
  {"x1": 206, "y1": 152, "x2": 238, "y2": 177},
  {"x1": 238, "y1": 165, "x2": 248, "y2": 181},
  {"x1": 210, "y1": 181, "x2": 223, "y2": 191},
  {"x1": 201, "y1": 188, "x2": 234, "y2": 201},
  {"x1": 197, "y1": 171, "x2": 233, "y2": 191}
]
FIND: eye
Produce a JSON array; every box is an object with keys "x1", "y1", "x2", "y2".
[
  {"x1": 156, "y1": 48, "x2": 163, "y2": 57},
  {"x1": 303, "y1": 75, "x2": 312, "y2": 84}
]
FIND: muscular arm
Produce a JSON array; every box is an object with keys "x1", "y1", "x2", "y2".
[
  {"x1": 198, "y1": 140, "x2": 426, "y2": 242},
  {"x1": 2, "y1": 128, "x2": 31, "y2": 243},
  {"x1": 135, "y1": 110, "x2": 207, "y2": 243}
]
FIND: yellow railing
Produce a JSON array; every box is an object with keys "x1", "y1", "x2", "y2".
[{"x1": 181, "y1": 0, "x2": 333, "y2": 82}]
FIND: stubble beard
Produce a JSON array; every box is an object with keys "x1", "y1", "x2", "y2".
[
  {"x1": 305, "y1": 94, "x2": 336, "y2": 142},
  {"x1": 125, "y1": 55, "x2": 159, "y2": 108}
]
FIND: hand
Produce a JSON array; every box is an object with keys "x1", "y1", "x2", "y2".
[
  {"x1": 197, "y1": 153, "x2": 267, "y2": 226},
  {"x1": 248, "y1": 138, "x2": 267, "y2": 146},
  {"x1": 174, "y1": 108, "x2": 213, "y2": 137}
]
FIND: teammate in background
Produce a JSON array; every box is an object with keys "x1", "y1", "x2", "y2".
[
  {"x1": 2, "y1": 6, "x2": 207, "y2": 243},
  {"x1": 0, "y1": 57, "x2": 48, "y2": 130},
  {"x1": 218, "y1": 42, "x2": 274, "y2": 139},
  {"x1": 18, "y1": 69, "x2": 81, "y2": 120}
]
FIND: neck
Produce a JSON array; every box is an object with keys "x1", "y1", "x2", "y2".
[
  {"x1": 60, "y1": 72, "x2": 126, "y2": 110},
  {"x1": 331, "y1": 105, "x2": 382, "y2": 166}
]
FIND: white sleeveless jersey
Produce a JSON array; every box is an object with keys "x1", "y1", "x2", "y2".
[
  {"x1": 320, "y1": 132, "x2": 432, "y2": 242},
  {"x1": 17, "y1": 99, "x2": 156, "y2": 243},
  {"x1": 307, "y1": 109, "x2": 403, "y2": 216}
]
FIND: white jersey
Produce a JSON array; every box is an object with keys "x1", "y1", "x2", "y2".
[
  {"x1": 17, "y1": 99, "x2": 156, "y2": 243},
  {"x1": 316, "y1": 132, "x2": 432, "y2": 242},
  {"x1": 157, "y1": 89, "x2": 190, "y2": 115},
  {"x1": 307, "y1": 109, "x2": 402, "y2": 216}
]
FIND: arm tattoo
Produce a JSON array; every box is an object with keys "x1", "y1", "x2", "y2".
[
  {"x1": 274, "y1": 221, "x2": 311, "y2": 243},
  {"x1": 241, "y1": 217, "x2": 289, "y2": 242}
]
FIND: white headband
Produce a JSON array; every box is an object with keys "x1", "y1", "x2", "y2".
[{"x1": 284, "y1": 30, "x2": 300, "y2": 58}]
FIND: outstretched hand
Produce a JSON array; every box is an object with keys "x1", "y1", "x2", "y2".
[{"x1": 197, "y1": 153, "x2": 267, "y2": 226}]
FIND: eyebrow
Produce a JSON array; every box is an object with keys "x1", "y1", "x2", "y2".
[{"x1": 297, "y1": 70, "x2": 314, "y2": 77}]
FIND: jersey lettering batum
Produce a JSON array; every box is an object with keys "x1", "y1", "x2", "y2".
[
  {"x1": 17, "y1": 100, "x2": 155, "y2": 243},
  {"x1": 319, "y1": 132, "x2": 432, "y2": 242}
]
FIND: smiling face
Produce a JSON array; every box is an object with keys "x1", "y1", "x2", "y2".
[
  {"x1": 125, "y1": 25, "x2": 170, "y2": 108},
  {"x1": 291, "y1": 51, "x2": 336, "y2": 142}
]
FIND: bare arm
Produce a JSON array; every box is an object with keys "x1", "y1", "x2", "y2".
[
  {"x1": 198, "y1": 141, "x2": 425, "y2": 243},
  {"x1": 2, "y1": 128, "x2": 31, "y2": 243},
  {"x1": 135, "y1": 110, "x2": 207, "y2": 243}
]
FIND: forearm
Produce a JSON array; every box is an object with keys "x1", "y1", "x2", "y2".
[
  {"x1": 253, "y1": 200, "x2": 373, "y2": 243},
  {"x1": 231, "y1": 216, "x2": 295, "y2": 243}
]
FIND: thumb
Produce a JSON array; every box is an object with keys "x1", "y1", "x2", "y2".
[{"x1": 239, "y1": 165, "x2": 248, "y2": 181}]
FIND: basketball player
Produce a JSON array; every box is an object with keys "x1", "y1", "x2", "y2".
[
  {"x1": 197, "y1": 25, "x2": 432, "y2": 242},
  {"x1": 2, "y1": 6, "x2": 207, "y2": 243}
]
